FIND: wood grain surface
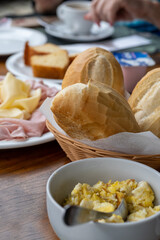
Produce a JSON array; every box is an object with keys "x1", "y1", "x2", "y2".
[
  {"x1": 0, "y1": 60, "x2": 70, "y2": 240},
  {"x1": 0, "y1": 140, "x2": 70, "y2": 240}
]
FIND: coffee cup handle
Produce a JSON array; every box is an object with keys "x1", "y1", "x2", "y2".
[{"x1": 56, "y1": 5, "x2": 66, "y2": 21}]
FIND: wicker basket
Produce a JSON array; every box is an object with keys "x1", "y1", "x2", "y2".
[{"x1": 46, "y1": 120, "x2": 160, "y2": 170}]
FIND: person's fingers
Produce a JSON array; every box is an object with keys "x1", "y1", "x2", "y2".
[
  {"x1": 84, "y1": 12, "x2": 100, "y2": 25},
  {"x1": 91, "y1": 0, "x2": 99, "y2": 8},
  {"x1": 84, "y1": 12, "x2": 92, "y2": 21},
  {"x1": 116, "y1": 8, "x2": 133, "y2": 21},
  {"x1": 85, "y1": 0, "x2": 133, "y2": 26},
  {"x1": 87, "y1": 0, "x2": 101, "y2": 25},
  {"x1": 106, "y1": 1, "x2": 126, "y2": 25},
  {"x1": 92, "y1": 0, "x2": 119, "y2": 25},
  {"x1": 94, "y1": 0, "x2": 106, "y2": 19}
]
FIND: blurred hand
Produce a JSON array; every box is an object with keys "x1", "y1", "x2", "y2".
[{"x1": 85, "y1": 0, "x2": 148, "y2": 25}]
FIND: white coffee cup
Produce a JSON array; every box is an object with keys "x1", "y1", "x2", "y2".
[{"x1": 56, "y1": 1, "x2": 93, "y2": 35}]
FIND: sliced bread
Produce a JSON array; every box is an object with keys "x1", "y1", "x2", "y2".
[
  {"x1": 24, "y1": 41, "x2": 63, "y2": 66},
  {"x1": 31, "y1": 51, "x2": 69, "y2": 79}
]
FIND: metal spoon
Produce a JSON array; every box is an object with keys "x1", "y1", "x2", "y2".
[{"x1": 63, "y1": 199, "x2": 128, "y2": 226}]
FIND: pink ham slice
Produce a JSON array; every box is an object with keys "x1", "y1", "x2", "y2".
[
  {"x1": 26, "y1": 79, "x2": 59, "y2": 101},
  {"x1": 0, "y1": 79, "x2": 59, "y2": 141},
  {"x1": 0, "y1": 110, "x2": 46, "y2": 140}
]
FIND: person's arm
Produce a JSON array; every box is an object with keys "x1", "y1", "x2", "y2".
[
  {"x1": 147, "y1": 1, "x2": 160, "y2": 29},
  {"x1": 33, "y1": 0, "x2": 63, "y2": 13},
  {"x1": 85, "y1": 0, "x2": 160, "y2": 29}
]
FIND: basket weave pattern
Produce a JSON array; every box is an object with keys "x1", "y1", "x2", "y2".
[{"x1": 46, "y1": 120, "x2": 160, "y2": 170}]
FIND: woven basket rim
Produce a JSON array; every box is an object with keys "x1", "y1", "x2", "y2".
[{"x1": 46, "y1": 120, "x2": 160, "y2": 159}]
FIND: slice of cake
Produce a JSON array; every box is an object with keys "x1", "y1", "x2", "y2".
[
  {"x1": 24, "y1": 42, "x2": 63, "y2": 66},
  {"x1": 31, "y1": 51, "x2": 69, "y2": 79}
]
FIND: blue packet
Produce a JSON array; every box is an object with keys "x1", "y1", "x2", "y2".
[{"x1": 113, "y1": 52, "x2": 155, "y2": 67}]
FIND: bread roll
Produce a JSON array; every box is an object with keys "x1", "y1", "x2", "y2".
[
  {"x1": 128, "y1": 68, "x2": 160, "y2": 137},
  {"x1": 51, "y1": 80, "x2": 140, "y2": 140},
  {"x1": 62, "y1": 47, "x2": 124, "y2": 96}
]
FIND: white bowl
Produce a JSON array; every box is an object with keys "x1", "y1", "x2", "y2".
[{"x1": 46, "y1": 158, "x2": 160, "y2": 240}]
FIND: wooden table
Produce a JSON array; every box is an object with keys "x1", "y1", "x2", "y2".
[
  {"x1": 0, "y1": 28, "x2": 160, "y2": 240},
  {"x1": 0, "y1": 59, "x2": 69, "y2": 240}
]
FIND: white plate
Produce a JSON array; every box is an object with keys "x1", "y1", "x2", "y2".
[
  {"x1": 6, "y1": 52, "x2": 63, "y2": 84},
  {"x1": 0, "y1": 78, "x2": 61, "y2": 149},
  {"x1": 45, "y1": 21, "x2": 114, "y2": 42},
  {"x1": 0, "y1": 27, "x2": 47, "y2": 56},
  {"x1": 0, "y1": 132, "x2": 55, "y2": 149},
  {"x1": 6, "y1": 45, "x2": 87, "y2": 82}
]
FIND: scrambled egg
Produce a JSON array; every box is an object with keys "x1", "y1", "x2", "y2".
[
  {"x1": 0, "y1": 72, "x2": 41, "y2": 119},
  {"x1": 63, "y1": 179, "x2": 160, "y2": 223}
]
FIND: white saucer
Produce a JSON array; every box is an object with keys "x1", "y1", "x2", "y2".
[
  {"x1": 45, "y1": 21, "x2": 114, "y2": 42},
  {"x1": 0, "y1": 27, "x2": 47, "y2": 56}
]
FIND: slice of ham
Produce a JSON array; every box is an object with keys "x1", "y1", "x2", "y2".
[
  {"x1": 26, "y1": 79, "x2": 59, "y2": 101},
  {"x1": 0, "y1": 79, "x2": 59, "y2": 141},
  {"x1": 0, "y1": 110, "x2": 46, "y2": 140}
]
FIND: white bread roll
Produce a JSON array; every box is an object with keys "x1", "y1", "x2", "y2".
[
  {"x1": 51, "y1": 80, "x2": 140, "y2": 140},
  {"x1": 62, "y1": 47, "x2": 125, "y2": 96},
  {"x1": 128, "y1": 68, "x2": 160, "y2": 137}
]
